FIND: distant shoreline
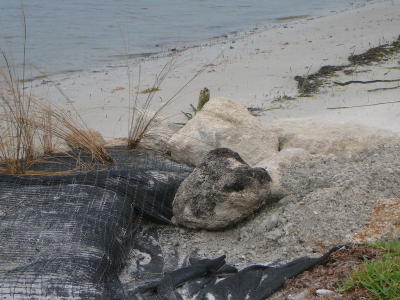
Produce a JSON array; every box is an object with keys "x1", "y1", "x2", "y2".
[{"x1": 24, "y1": 14, "x2": 313, "y2": 82}]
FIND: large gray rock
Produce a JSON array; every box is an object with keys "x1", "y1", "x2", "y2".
[
  {"x1": 172, "y1": 148, "x2": 272, "y2": 230},
  {"x1": 168, "y1": 97, "x2": 279, "y2": 166}
]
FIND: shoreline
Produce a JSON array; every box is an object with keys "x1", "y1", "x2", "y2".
[
  {"x1": 20, "y1": 0, "x2": 382, "y2": 79},
  {"x1": 31, "y1": 0, "x2": 400, "y2": 139},
  {"x1": 30, "y1": 0, "x2": 384, "y2": 78}
]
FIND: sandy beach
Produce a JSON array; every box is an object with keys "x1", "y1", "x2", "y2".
[
  {"x1": 31, "y1": 0, "x2": 400, "y2": 140},
  {"x1": 2, "y1": 2, "x2": 400, "y2": 298}
]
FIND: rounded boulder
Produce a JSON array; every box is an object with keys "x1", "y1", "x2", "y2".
[{"x1": 172, "y1": 148, "x2": 272, "y2": 230}]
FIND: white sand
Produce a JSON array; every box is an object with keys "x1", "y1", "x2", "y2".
[{"x1": 31, "y1": 0, "x2": 400, "y2": 140}]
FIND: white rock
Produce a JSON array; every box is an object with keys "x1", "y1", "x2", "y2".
[{"x1": 168, "y1": 97, "x2": 279, "y2": 166}]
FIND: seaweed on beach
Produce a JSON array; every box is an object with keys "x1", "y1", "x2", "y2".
[
  {"x1": 294, "y1": 35, "x2": 400, "y2": 96},
  {"x1": 139, "y1": 87, "x2": 161, "y2": 94},
  {"x1": 349, "y1": 35, "x2": 400, "y2": 65},
  {"x1": 295, "y1": 65, "x2": 348, "y2": 96}
]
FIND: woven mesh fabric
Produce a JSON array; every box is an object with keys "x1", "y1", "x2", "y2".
[
  {"x1": 0, "y1": 184, "x2": 126, "y2": 299},
  {"x1": 0, "y1": 150, "x2": 191, "y2": 299}
]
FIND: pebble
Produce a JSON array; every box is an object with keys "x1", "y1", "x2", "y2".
[{"x1": 316, "y1": 289, "x2": 334, "y2": 296}]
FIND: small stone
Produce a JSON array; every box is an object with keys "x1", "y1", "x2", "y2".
[{"x1": 316, "y1": 289, "x2": 334, "y2": 296}]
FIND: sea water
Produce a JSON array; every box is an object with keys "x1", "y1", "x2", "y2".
[{"x1": 0, "y1": 0, "x2": 381, "y2": 75}]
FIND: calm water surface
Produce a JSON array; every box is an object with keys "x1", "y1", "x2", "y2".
[{"x1": 0, "y1": 0, "x2": 378, "y2": 74}]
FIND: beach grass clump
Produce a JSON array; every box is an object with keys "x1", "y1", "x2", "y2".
[
  {"x1": 127, "y1": 57, "x2": 206, "y2": 150},
  {"x1": 339, "y1": 240, "x2": 400, "y2": 300},
  {"x1": 0, "y1": 57, "x2": 114, "y2": 173},
  {"x1": 127, "y1": 60, "x2": 174, "y2": 149},
  {"x1": 0, "y1": 53, "x2": 37, "y2": 174},
  {"x1": 34, "y1": 103, "x2": 114, "y2": 165},
  {"x1": 126, "y1": 53, "x2": 214, "y2": 150},
  {"x1": 0, "y1": 8, "x2": 113, "y2": 172}
]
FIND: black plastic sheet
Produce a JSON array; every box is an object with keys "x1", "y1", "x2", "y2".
[{"x1": 123, "y1": 225, "x2": 341, "y2": 300}]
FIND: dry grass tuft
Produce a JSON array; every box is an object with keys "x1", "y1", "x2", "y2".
[
  {"x1": 0, "y1": 52, "x2": 36, "y2": 174},
  {"x1": 0, "y1": 7, "x2": 114, "y2": 172},
  {"x1": 34, "y1": 103, "x2": 114, "y2": 165},
  {"x1": 0, "y1": 56, "x2": 114, "y2": 173},
  {"x1": 127, "y1": 59, "x2": 174, "y2": 149},
  {"x1": 127, "y1": 57, "x2": 211, "y2": 150}
]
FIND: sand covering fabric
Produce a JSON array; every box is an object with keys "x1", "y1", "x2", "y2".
[{"x1": 123, "y1": 224, "x2": 340, "y2": 299}]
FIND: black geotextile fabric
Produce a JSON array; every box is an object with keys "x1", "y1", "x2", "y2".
[
  {"x1": 122, "y1": 226, "x2": 343, "y2": 300},
  {"x1": 0, "y1": 184, "x2": 125, "y2": 299},
  {"x1": 0, "y1": 150, "x2": 192, "y2": 299},
  {"x1": 0, "y1": 149, "x2": 193, "y2": 224},
  {"x1": 0, "y1": 149, "x2": 341, "y2": 299}
]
